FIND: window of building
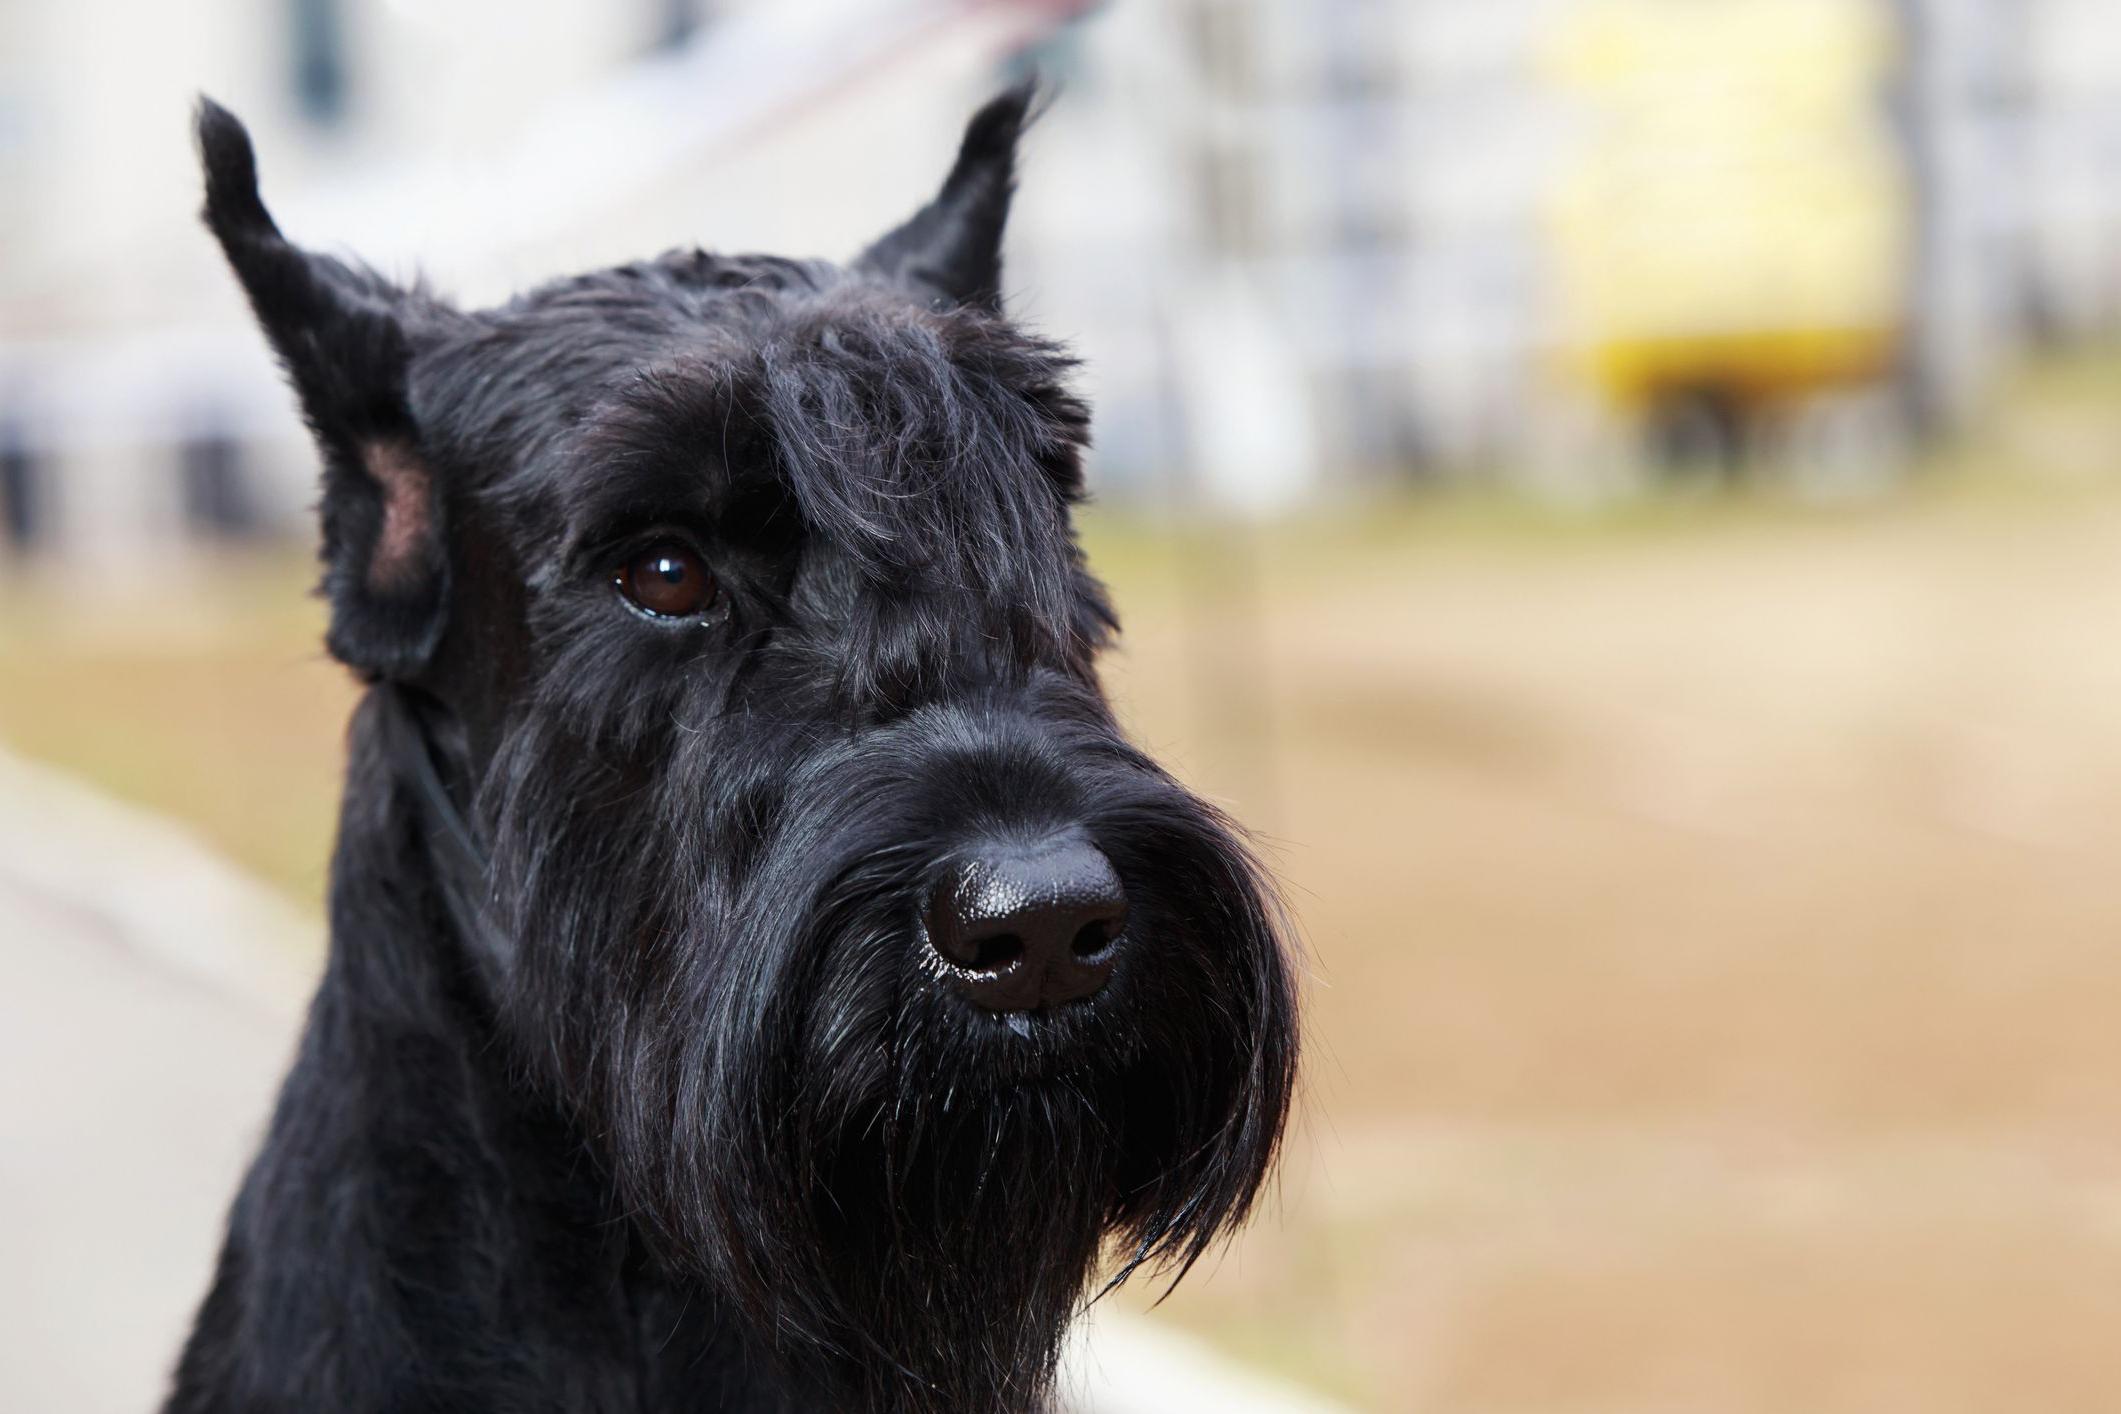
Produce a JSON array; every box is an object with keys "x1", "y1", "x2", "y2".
[
  {"x1": 649, "y1": 0, "x2": 711, "y2": 55},
  {"x1": 1197, "y1": 138, "x2": 1264, "y2": 257},
  {"x1": 0, "y1": 422, "x2": 43, "y2": 554},
  {"x1": 1188, "y1": 0, "x2": 1257, "y2": 100},
  {"x1": 289, "y1": 0, "x2": 348, "y2": 128},
  {"x1": 179, "y1": 432, "x2": 260, "y2": 541}
]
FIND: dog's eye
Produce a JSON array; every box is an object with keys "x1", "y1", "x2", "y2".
[{"x1": 615, "y1": 544, "x2": 718, "y2": 619}]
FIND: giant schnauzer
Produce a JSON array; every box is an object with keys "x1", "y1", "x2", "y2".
[{"x1": 168, "y1": 83, "x2": 1297, "y2": 1414}]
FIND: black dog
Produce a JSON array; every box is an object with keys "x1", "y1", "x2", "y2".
[{"x1": 168, "y1": 84, "x2": 1297, "y2": 1414}]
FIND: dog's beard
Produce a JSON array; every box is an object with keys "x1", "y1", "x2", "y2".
[
  {"x1": 683, "y1": 815, "x2": 1288, "y2": 1413},
  {"x1": 595, "y1": 932, "x2": 1127, "y2": 1414},
  {"x1": 777, "y1": 1070, "x2": 1120, "y2": 1414},
  {"x1": 483, "y1": 713, "x2": 1296, "y2": 1414},
  {"x1": 669, "y1": 1004, "x2": 1252, "y2": 1414}
]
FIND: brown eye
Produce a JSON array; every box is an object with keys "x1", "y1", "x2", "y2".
[{"x1": 615, "y1": 544, "x2": 718, "y2": 619}]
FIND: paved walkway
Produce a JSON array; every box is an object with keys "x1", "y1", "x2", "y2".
[
  {"x1": 0, "y1": 746, "x2": 1346, "y2": 1414},
  {"x1": 0, "y1": 751, "x2": 313, "y2": 1413}
]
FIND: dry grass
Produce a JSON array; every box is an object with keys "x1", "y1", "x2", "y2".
[
  {"x1": 0, "y1": 555, "x2": 352, "y2": 906},
  {"x1": 8, "y1": 416, "x2": 2121, "y2": 1409}
]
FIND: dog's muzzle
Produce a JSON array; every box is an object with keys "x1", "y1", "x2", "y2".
[{"x1": 923, "y1": 828, "x2": 1127, "y2": 1013}]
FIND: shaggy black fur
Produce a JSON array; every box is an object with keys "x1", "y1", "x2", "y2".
[{"x1": 168, "y1": 84, "x2": 1298, "y2": 1414}]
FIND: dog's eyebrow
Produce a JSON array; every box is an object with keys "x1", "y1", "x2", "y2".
[
  {"x1": 563, "y1": 364, "x2": 765, "y2": 543},
  {"x1": 559, "y1": 307, "x2": 1089, "y2": 647}
]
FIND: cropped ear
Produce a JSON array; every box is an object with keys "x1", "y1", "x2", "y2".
[
  {"x1": 196, "y1": 97, "x2": 447, "y2": 681},
  {"x1": 855, "y1": 78, "x2": 1038, "y2": 312}
]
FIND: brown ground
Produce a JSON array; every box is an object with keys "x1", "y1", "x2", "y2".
[
  {"x1": 1095, "y1": 487, "x2": 2121, "y2": 1410},
  {"x1": 7, "y1": 434, "x2": 2121, "y2": 1410}
]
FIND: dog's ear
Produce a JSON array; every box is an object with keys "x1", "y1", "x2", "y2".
[
  {"x1": 196, "y1": 98, "x2": 447, "y2": 681},
  {"x1": 855, "y1": 78, "x2": 1037, "y2": 312}
]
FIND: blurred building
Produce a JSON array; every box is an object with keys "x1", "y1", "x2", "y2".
[{"x1": 2, "y1": 0, "x2": 2120, "y2": 559}]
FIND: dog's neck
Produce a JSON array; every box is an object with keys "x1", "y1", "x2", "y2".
[
  {"x1": 387, "y1": 684, "x2": 516, "y2": 997},
  {"x1": 165, "y1": 688, "x2": 796, "y2": 1413}
]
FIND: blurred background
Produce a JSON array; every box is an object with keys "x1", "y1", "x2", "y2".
[{"x1": 5, "y1": 0, "x2": 2121, "y2": 1410}]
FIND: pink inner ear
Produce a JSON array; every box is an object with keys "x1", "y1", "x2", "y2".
[{"x1": 363, "y1": 440, "x2": 434, "y2": 593}]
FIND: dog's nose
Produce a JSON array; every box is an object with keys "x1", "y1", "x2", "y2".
[{"x1": 925, "y1": 831, "x2": 1127, "y2": 1013}]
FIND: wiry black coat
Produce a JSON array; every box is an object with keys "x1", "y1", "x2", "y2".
[{"x1": 167, "y1": 86, "x2": 1298, "y2": 1414}]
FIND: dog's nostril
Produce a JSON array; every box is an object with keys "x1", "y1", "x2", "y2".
[
  {"x1": 970, "y1": 933, "x2": 1024, "y2": 972},
  {"x1": 1070, "y1": 918, "x2": 1119, "y2": 959}
]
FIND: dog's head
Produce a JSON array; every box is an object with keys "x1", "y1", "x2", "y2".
[{"x1": 199, "y1": 87, "x2": 1297, "y2": 1413}]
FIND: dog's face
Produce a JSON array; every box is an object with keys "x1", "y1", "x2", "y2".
[{"x1": 200, "y1": 88, "x2": 1295, "y2": 1413}]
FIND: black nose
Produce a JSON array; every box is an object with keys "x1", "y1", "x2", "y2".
[{"x1": 925, "y1": 831, "x2": 1128, "y2": 1013}]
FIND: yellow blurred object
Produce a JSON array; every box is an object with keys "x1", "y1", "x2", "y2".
[{"x1": 1546, "y1": 0, "x2": 1910, "y2": 408}]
